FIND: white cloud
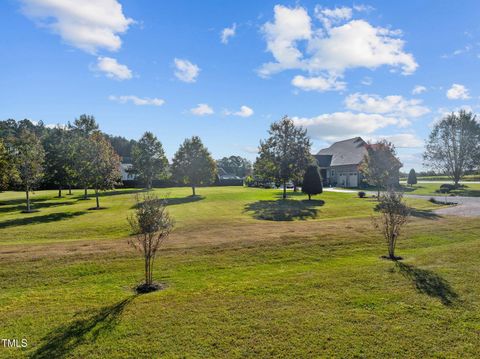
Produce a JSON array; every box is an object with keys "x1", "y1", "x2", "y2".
[
  {"x1": 20, "y1": 0, "x2": 134, "y2": 54},
  {"x1": 226, "y1": 105, "x2": 254, "y2": 117},
  {"x1": 345, "y1": 93, "x2": 430, "y2": 117},
  {"x1": 292, "y1": 75, "x2": 346, "y2": 92},
  {"x1": 446, "y1": 83, "x2": 470, "y2": 100},
  {"x1": 361, "y1": 76, "x2": 373, "y2": 86},
  {"x1": 370, "y1": 133, "x2": 423, "y2": 148},
  {"x1": 109, "y1": 95, "x2": 165, "y2": 106},
  {"x1": 174, "y1": 58, "x2": 200, "y2": 83},
  {"x1": 292, "y1": 112, "x2": 404, "y2": 142},
  {"x1": 259, "y1": 5, "x2": 417, "y2": 85},
  {"x1": 412, "y1": 85, "x2": 427, "y2": 94},
  {"x1": 95, "y1": 57, "x2": 132, "y2": 80},
  {"x1": 221, "y1": 23, "x2": 236, "y2": 44},
  {"x1": 190, "y1": 103, "x2": 214, "y2": 116},
  {"x1": 314, "y1": 5, "x2": 352, "y2": 28}
]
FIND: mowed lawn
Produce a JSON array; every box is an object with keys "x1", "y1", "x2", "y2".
[
  {"x1": 0, "y1": 187, "x2": 479, "y2": 358},
  {"x1": 399, "y1": 182, "x2": 480, "y2": 197}
]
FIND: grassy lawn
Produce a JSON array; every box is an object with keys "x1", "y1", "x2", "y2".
[
  {"x1": 0, "y1": 187, "x2": 440, "y2": 245},
  {"x1": 0, "y1": 187, "x2": 479, "y2": 357},
  {"x1": 399, "y1": 183, "x2": 480, "y2": 197}
]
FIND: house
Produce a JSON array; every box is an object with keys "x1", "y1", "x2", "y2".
[
  {"x1": 120, "y1": 163, "x2": 135, "y2": 181},
  {"x1": 215, "y1": 167, "x2": 244, "y2": 186},
  {"x1": 314, "y1": 137, "x2": 402, "y2": 188}
]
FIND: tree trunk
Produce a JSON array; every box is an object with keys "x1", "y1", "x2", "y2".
[
  {"x1": 283, "y1": 180, "x2": 287, "y2": 199},
  {"x1": 95, "y1": 187, "x2": 100, "y2": 209},
  {"x1": 58, "y1": 186, "x2": 62, "y2": 198},
  {"x1": 192, "y1": 186, "x2": 196, "y2": 196},
  {"x1": 308, "y1": 194, "x2": 311, "y2": 201},
  {"x1": 26, "y1": 188, "x2": 30, "y2": 212},
  {"x1": 84, "y1": 187, "x2": 88, "y2": 200},
  {"x1": 145, "y1": 255, "x2": 149, "y2": 285},
  {"x1": 68, "y1": 184, "x2": 72, "y2": 195}
]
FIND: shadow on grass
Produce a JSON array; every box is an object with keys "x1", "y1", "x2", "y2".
[
  {"x1": 74, "y1": 189, "x2": 146, "y2": 201},
  {"x1": 30, "y1": 296, "x2": 136, "y2": 359},
  {"x1": 395, "y1": 262, "x2": 458, "y2": 306},
  {"x1": 0, "y1": 211, "x2": 87, "y2": 229},
  {"x1": 130, "y1": 195, "x2": 205, "y2": 209},
  {"x1": 245, "y1": 199, "x2": 324, "y2": 221},
  {"x1": 409, "y1": 209, "x2": 441, "y2": 220},
  {"x1": 0, "y1": 201, "x2": 77, "y2": 214}
]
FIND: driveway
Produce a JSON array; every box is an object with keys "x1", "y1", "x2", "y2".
[{"x1": 324, "y1": 188, "x2": 480, "y2": 217}]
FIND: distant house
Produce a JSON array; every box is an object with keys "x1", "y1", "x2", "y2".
[
  {"x1": 215, "y1": 167, "x2": 244, "y2": 186},
  {"x1": 314, "y1": 137, "x2": 401, "y2": 188},
  {"x1": 120, "y1": 163, "x2": 135, "y2": 181}
]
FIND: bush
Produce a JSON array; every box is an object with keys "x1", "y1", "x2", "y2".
[{"x1": 358, "y1": 191, "x2": 366, "y2": 198}]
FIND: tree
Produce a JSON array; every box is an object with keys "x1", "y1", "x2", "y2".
[
  {"x1": 424, "y1": 110, "x2": 480, "y2": 185},
  {"x1": 360, "y1": 140, "x2": 402, "y2": 199},
  {"x1": 12, "y1": 129, "x2": 45, "y2": 212},
  {"x1": 131, "y1": 132, "x2": 168, "y2": 189},
  {"x1": 43, "y1": 127, "x2": 76, "y2": 197},
  {"x1": 171, "y1": 136, "x2": 216, "y2": 196},
  {"x1": 70, "y1": 115, "x2": 100, "y2": 199},
  {"x1": 0, "y1": 138, "x2": 15, "y2": 191},
  {"x1": 302, "y1": 165, "x2": 323, "y2": 200},
  {"x1": 373, "y1": 190, "x2": 410, "y2": 260},
  {"x1": 216, "y1": 156, "x2": 252, "y2": 177},
  {"x1": 407, "y1": 168, "x2": 417, "y2": 187},
  {"x1": 255, "y1": 116, "x2": 312, "y2": 199},
  {"x1": 128, "y1": 192, "x2": 174, "y2": 293},
  {"x1": 86, "y1": 132, "x2": 121, "y2": 209}
]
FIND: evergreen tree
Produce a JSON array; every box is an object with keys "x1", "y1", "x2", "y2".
[
  {"x1": 0, "y1": 138, "x2": 15, "y2": 191},
  {"x1": 302, "y1": 165, "x2": 323, "y2": 200},
  {"x1": 131, "y1": 132, "x2": 168, "y2": 189},
  {"x1": 171, "y1": 136, "x2": 216, "y2": 196},
  {"x1": 407, "y1": 168, "x2": 417, "y2": 187}
]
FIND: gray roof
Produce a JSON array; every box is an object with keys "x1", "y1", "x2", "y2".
[{"x1": 316, "y1": 137, "x2": 367, "y2": 167}]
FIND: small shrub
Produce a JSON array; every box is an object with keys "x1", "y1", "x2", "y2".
[{"x1": 358, "y1": 191, "x2": 366, "y2": 198}]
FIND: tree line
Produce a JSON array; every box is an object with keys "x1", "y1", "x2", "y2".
[{"x1": 0, "y1": 115, "x2": 252, "y2": 212}]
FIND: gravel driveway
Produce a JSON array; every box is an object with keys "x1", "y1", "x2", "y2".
[{"x1": 406, "y1": 194, "x2": 480, "y2": 217}]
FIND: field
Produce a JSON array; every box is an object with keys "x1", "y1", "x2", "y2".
[{"x1": 1, "y1": 187, "x2": 479, "y2": 358}]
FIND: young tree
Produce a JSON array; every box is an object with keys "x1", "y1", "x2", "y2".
[
  {"x1": 12, "y1": 129, "x2": 45, "y2": 212},
  {"x1": 255, "y1": 116, "x2": 312, "y2": 199},
  {"x1": 407, "y1": 168, "x2": 417, "y2": 187},
  {"x1": 216, "y1": 156, "x2": 252, "y2": 177},
  {"x1": 128, "y1": 192, "x2": 174, "y2": 292},
  {"x1": 131, "y1": 132, "x2": 168, "y2": 189},
  {"x1": 360, "y1": 140, "x2": 402, "y2": 199},
  {"x1": 86, "y1": 132, "x2": 121, "y2": 209},
  {"x1": 0, "y1": 138, "x2": 15, "y2": 191},
  {"x1": 43, "y1": 127, "x2": 76, "y2": 197},
  {"x1": 171, "y1": 136, "x2": 216, "y2": 196},
  {"x1": 373, "y1": 191, "x2": 410, "y2": 260},
  {"x1": 424, "y1": 110, "x2": 480, "y2": 185},
  {"x1": 302, "y1": 165, "x2": 323, "y2": 200}
]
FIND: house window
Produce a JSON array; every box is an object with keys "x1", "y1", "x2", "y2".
[{"x1": 331, "y1": 170, "x2": 335, "y2": 176}]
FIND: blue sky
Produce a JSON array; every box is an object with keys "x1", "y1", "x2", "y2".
[{"x1": 1, "y1": 0, "x2": 479, "y2": 170}]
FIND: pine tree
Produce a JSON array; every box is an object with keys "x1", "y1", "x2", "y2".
[
  {"x1": 302, "y1": 165, "x2": 323, "y2": 200},
  {"x1": 407, "y1": 168, "x2": 417, "y2": 187},
  {"x1": 131, "y1": 132, "x2": 168, "y2": 189}
]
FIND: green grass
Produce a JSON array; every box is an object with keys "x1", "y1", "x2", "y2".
[
  {"x1": 0, "y1": 186, "x2": 478, "y2": 357},
  {"x1": 0, "y1": 187, "x2": 440, "y2": 245},
  {"x1": 400, "y1": 174, "x2": 480, "y2": 182},
  {"x1": 400, "y1": 183, "x2": 480, "y2": 197}
]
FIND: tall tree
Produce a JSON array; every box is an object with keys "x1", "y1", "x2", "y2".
[
  {"x1": 216, "y1": 156, "x2": 252, "y2": 177},
  {"x1": 424, "y1": 110, "x2": 480, "y2": 185},
  {"x1": 360, "y1": 140, "x2": 402, "y2": 199},
  {"x1": 12, "y1": 129, "x2": 45, "y2": 212},
  {"x1": 0, "y1": 138, "x2": 15, "y2": 191},
  {"x1": 255, "y1": 116, "x2": 312, "y2": 199},
  {"x1": 43, "y1": 127, "x2": 75, "y2": 197},
  {"x1": 171, "y1": 136, "x2": 216, "y2": 196},
  {"x1": 131, "y1": 132, "x2": 168, "y2": 189},
  {"x1": 302, "y1": 165, "x2": 323, "y2": 200},
  {"x1": 86, "y1": 132, "x2": 121, "y2": 209},
  {"x1": 70, "y1": 115, "x2": 100, "y2": 199},
  {"x1": 407, "y1": 168, "x2": 417, "y2": 187},
  {"x1": 128, "y1": 192, "x2": 174, "y2": 293}
]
